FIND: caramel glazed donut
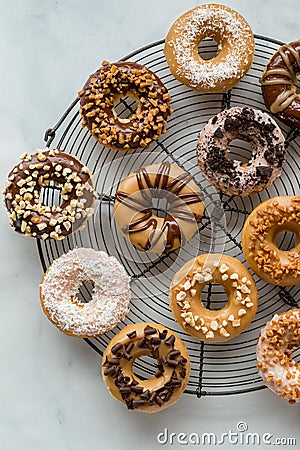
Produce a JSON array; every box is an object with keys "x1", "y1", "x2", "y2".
[
  {"x1": 257, "y1": 309, "x2": 300, "y2": 404},
  {"x1": 3, "y1": 148, "x2": 97, "y2": 240},
  {"x1": 170, "y1": 254, "x2": 258, "y2": 342},
  {"x1": 40, "y1": 248, "x2": 131, "y2": 338},
  {"x1": 114, "y1": 162, "x2": 204, "y2": 254},
  {"x1": 243, "y1": 196, "x2": 300, "y2": 286},
  {"x1": 197, "y1": 107, "x2": 286, "y2": 196},
  {"x1": 102, "y1": 323, "x2": 190, "y2": 413},
  {"x1": 261, "y1": 40, "x2": 300, "y2": 128},
  {"x1": 164, "y1": 4, "x2": 255, "y2": 93},
  {"x1": 78, "y1": 61, "x2": 172, "y2": 150}
]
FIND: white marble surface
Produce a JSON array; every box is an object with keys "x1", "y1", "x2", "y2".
[{"x1": 1, "y1": 1, "x2": 300, "y2": 449}]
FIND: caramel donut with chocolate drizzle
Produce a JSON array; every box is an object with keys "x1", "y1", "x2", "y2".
[
  {"x1": 102, "y1": 323, "x2": 190, "y2": 413},
  {"x1": 256, "y1": 309, "x2": 300, "y2": 404},
  {"x1": 261, "y1": 40, "x2": 300, "y2": 128},
  {"x1": 3, "y1": 148, "x2": 97, "y2": 240},
  {"x1": 114, "y1": 162, "x2": 204, "y2": 254},
  {"x1": 78, "y1": 61, "x2": 172, "y2": 150}
]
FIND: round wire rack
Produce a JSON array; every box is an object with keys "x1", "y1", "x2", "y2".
[{"x1": 37, "y1": 35, "x2": 300, "y2": 397}]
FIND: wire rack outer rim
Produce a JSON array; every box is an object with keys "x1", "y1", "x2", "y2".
[{"x1": 37, "y1": 33, "x2": 294, "y2": 398}]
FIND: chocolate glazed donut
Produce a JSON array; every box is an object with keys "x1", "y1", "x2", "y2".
[
  {"x1": 114, "y1": 162, "x2": 204, "y2": 254},
  {"x1": 261, "y1": 40, "x2": 300, "y2": 128}
]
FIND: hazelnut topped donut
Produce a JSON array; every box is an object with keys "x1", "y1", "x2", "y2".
[
  {"x1": 261, "y1": 40, "x2": 300, "y2": 128},
  {"x1": 78, "y1": 61, "x2": 172, "y2": 150},
  {"x1": 242, "y1": 196, "x2": 300, "y2": 286},
  {"x1": 256, "y1": 309, "x2": 300, "y2": 404},
  {"x1": 170, "y1": 254, "x2": 258, "y2": 342},
  {"x1": 197, "y1": 107, "x2": 286, "y2": 196},
  {"x1": 102, "y1": 323, "x2": 190, "y2": 413},
  {"x1": 3, "y1": 148, "x2": 97, "y2": 240},
  {"x1": 114, "y1": 161, "x2": 204, "y2": 254},
  {"x1": 164, "y1": 4, "x2": 255, "y2": 93}
]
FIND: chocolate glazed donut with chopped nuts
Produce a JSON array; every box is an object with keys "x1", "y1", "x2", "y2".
[
  {"x1": 114, "y1": 161, "x2": 204, "y2": 254},
  {"x1": 170, "y1": 254, "x2": 258, "y2": 342},
  {"x1": 242, "y1": 196, "x2": 300, "y2": 286},
  {"x1": 102, "y1": 323, "x2": 190, "y2": 413},
  {"x1": 261, "y1": 40, "x2": 300, "y2": 128},
  {"x1": 196, "y1": 107, "x2": 286, "y2": 196},
  {"x1": 3, "y1": 148, "x2": 97, "y2": 240},
  {"x1": 78, "y1": 61, "x2": 172, "y2": 150},
  {"x1": 256, "y1": 309, "x2": 300, "y2": 404}
]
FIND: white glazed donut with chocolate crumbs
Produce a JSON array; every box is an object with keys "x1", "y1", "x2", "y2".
[
  {"x1": 3, "y1": 148, "x2": 97, "y2": 240},
  {"x1": 196, "y1": 107, "x2": 286, "y2": 196},
  {"x1": 164, "y1": 4, "x2": 255, "y2": 93},
  {"x1": 40, "y1": 248, "x2": 131, "y2": 338},
  {"x1": 256, "y1": 309, "x2": 300, "y2": 404}
]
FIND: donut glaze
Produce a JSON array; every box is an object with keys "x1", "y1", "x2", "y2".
[
  {"x1": 79, "y1": 61, "x2": 172, "y2": 150},
  {"x1": 102, "y1": 323, "x2": 190, "y2": 413},
  {"x1": 261, "y1": 40, "x2": 300, "y2": 128},
  {"x1": 40, "y1": 248, "x2": 131, "y2": 338},
  {"x1": 196, "y1": 107, "x2": 286, "y2": 196},
  {"x1": 164, "y1": 4, "x2": 255, "y2": 93},
  {"x1": 242, "y1": 196, "x2": 300, "y2": 286},
  {"x1": 170, "y1": 254, "x2": 258, "y2": 342},
  {"x1": 257, "y1": 309, "x2": 300, "y2": 404},
  {"x1": 114, "y1": 162, "x2": 204, "y2": 254},
  {"x1": 3, "y1": 148, "x2": 97, "y2": 240}
]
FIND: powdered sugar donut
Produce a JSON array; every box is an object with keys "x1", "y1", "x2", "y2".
[
  {"x1": 197, "y1": 107, "x2": 286, "y2": 196},
  {"x1": 164, "y1": 4, "x2": 255, "y2": 93},
  {"x1": 256, "y1": 309, "x2": 300, "y2": 404},
  {"x1": 40, "y1": 248, "x2": 131, "y2": 338}
]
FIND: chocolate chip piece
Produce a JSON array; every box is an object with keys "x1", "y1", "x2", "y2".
[
  {"x1": 131, "y1": 385, "x2": 144, "y2": 394},
  {"x1": 211, "y1": 116, "x2": 218, "y2": 124},
  {"x1": 104, "y1": 366, "x2": 116, "y2": 376},
  {"x1": 166, "y1": 359, "x2": 179, "y2": 367},
  {"x1": 256, "y1": 166, "x2": 273, "y2": 180},
  {"x1": 214, "y1": 127, "x2": 224, "y2": 138},
  {"x1": 125, "y1": 343, "x2": 134, "y2": 353},
  {"x1": 165, "y1": 335, "x2": 175, "y2": 346},
  {"x1": 151, "y1": 337, "x2": 161, "y2": 345},
  {"x1": 180, "y1": 369, "x2": 187, "y2": 378},
  {"x1": 155, "y1": 395, "x2": 164, "y2": 407},
  {"x1": 144, "y1": 325, "x2": 157, "y2": 336},
  {"x1": 123, "y1": 352, "x2": 132, "y2": 361},
  {"x1": 137, "y1": 337, "x2": 148, "y2": 348},
  {"x1": 107, "y1": 358, "x2": 120, "y2": 365},
  {"x1": 149, "y1": 392, "x2": 157, "y2": 404},
  {"x1": 132, "y1": 399, "x2": 145, "y2": 408},
  {"x1": 140, "y1": 389, "x2": 150, "y2": 400},
  {"x1": 127, "y1": 331, "x2": 137, "y2": 339},
  {"x1": 180, "y1": 357, "x2": 188, "y2": 365},
  {"x1": 119, "y1": 387, "x2": 131, "y2": 395},
  {"x1": 168, "y1": 350, "x2": 181, "y2": 359},
  {"x1": 111, "y1": 343, "x2": 122, "y2": 354},
  {"x1": 159, "y1": 330, "x2": 168, "y2": 340}
]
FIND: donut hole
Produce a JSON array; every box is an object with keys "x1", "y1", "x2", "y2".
[
  {"x1": 201, "y1": 283, "x2": 228, "y2": 311},
  {"x1": 198, "y1": 37, "x2": 219, "y2": 61},
  {"x1": 151, "y1": 197, "x2": 169, "y2": 218},
  {"x1": 132, "y1": 354, "x2": 157, "y2": 380},
  {"x1": 226, "y1": 139, "x2": 253, "y2": 165},
  {"x1": 40, "y1": 181, "x2": 62, "y2": 207},
  {"x1": 113, "y1": 93, "x2": 140, "y2": 122},
  {"x1": 275, "y1": 231, "x2": 297, "y2": 251},
  {"x1": 76, "y1": 280, "x2": 95, "y2": 303}
]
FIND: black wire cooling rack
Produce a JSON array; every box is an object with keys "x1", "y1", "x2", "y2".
[{"x1": 37, "y1": 35, "x2": 300, "y2": 397}]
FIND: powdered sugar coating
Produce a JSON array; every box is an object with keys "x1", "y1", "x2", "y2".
[
  {"x1": 40, "y1": 248, "x2": 131, "y2": 337},
  {"x1": 164, "y1": 4, "x2": 255, "y2": 92}
]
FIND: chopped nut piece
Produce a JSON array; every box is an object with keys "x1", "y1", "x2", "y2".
[{"x1": 219, "y1": 263, "x2": 229, "y2": 273}]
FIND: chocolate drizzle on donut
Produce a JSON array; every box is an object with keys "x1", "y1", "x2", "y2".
[
  {"x1": 103, "y1": 325, "x2": 188, "y2": 410},
  {"x1": 78, "y1": 61, "x2": 172, "y2": 150},
  {"x1": 261, "y1": 40, "x2": 300, "y2": 128},
  {"x1": 115, "y1": 162, "x2": 204, "y2": 252}
]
